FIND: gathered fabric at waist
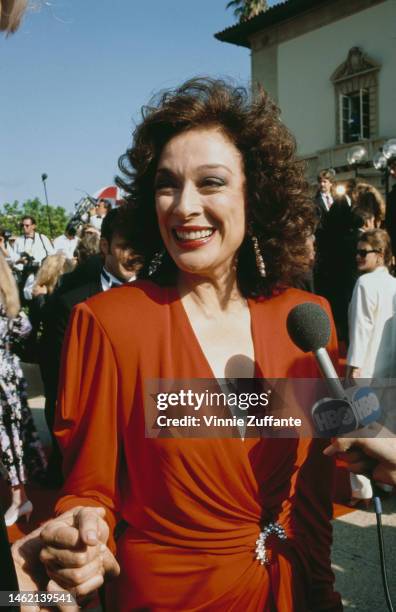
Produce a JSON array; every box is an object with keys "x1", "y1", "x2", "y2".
[
  {"x1": 118, "y1": 511, "x2": 305, "y2": 555},
  {"x1": 109, "y1": 523, "x2": 311, "y2": 612}
]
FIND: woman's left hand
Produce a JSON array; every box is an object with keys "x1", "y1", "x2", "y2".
[
  {"x1": 39, "y1": 507, "x2": 119, "y2": 599},
  {"x1": 11, "y1": 525, "x2": 79, "y2": 612},
  {"x1": 12, "y1": 507, "x2": 119, "y2": 608}
]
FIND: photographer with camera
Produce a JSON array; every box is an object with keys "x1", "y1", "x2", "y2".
[
  {"x1": 8, "y1": 217, "x2": 55, "y2": 361},
  {"x1": 10, "y1": 216, "x2": 55, "y2": 299},
  {"x1": 11, "y1": 215, "x2": 55, "y2": 272}
]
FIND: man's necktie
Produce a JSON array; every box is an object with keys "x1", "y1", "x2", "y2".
[{"x1": 101, "y1": 269, "x2": 122, "y2": 289}]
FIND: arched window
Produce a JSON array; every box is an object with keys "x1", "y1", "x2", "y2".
[{"x1": 331, "y1": 47, "x2": 380, "y2": 145}]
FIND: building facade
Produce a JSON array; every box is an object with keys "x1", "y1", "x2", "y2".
[{"x1": 215, "y1": 0, "x2": 396, "y2": 188}]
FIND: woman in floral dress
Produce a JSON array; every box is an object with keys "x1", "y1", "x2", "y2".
[{"x1": 0, "y1": 252, "x2": 46, "y2": 526}]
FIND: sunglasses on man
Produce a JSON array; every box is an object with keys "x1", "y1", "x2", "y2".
[{"x1": 356, "y1": 249, "x2": 380, "y2": 258}]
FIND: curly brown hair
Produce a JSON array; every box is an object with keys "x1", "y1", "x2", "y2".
[{"x1": 116, "y1": 77, "x2": 315, "y2": 296}]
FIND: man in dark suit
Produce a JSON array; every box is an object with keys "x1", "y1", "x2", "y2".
[
  {"x1": 313, "y1": 169, "x2": 336, "y2": 298},
  {"x1": 314, "y1": 169, "x2": 335, "y2": 223},
  {"x1": 40, "y1": 207, "x2": 142, "y2": 483}
]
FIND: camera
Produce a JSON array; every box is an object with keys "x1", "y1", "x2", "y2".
[{"x1": 19, "y1": 251, "x2": 40, "y2": 273}]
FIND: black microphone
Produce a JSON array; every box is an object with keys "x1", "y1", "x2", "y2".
[
  {"x1": 287, "y1": 302, "x2": 361, "y2": 435},
  {"x1": 287, "y1": 305, "x2": 394, "y2": 611},
  {"x1": 287, "y1": 302, "x2": 346, "y2": 399},
  {"x1": 287, "y1": 302, "x2": 381, "y2": 435}
]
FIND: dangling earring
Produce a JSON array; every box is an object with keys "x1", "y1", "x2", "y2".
[
  {"x1": 148, "y1": 249, "x2": 165, "y2": 276},
  {"x1": 251, "y1": 235, "x2": 266, "y2": 278}
]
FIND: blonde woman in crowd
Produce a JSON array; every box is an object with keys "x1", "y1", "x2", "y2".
[
  {"x1": 32, "y1": 253, "x2": 75, "y2": 298},
  {"x1": 23, "y1": 252, "x2": 74, "y2": 303},
  {"x1": 0, "y1": 253, "x2": 47, "y2": 526},
  {"x1": 24, "y1": 254, "x2": 76, "y2": 354}
]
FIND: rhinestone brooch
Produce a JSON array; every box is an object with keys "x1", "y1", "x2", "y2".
[{"x1": 255, "y1": 522, "x2": 287, "y2": 565}]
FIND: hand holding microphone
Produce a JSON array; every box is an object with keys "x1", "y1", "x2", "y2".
[
  {"x1": 324, "y1": 425, "x2": 396, "y2": 486},
  {"x1": 286, "y1": 302, "x2": 394, "y2": 480},
  {"x1": 287, "y1": 302, "x2": 395, "y2": 612},
  {"x1": 286, "y1": 302, "x2": 381, "y2": 437}
]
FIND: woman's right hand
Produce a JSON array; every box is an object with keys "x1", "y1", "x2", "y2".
[
  {"x1": 39, "y1": 506, "x2": 120, "y2": 600},
  {"x1": 324, "y1": 425, "x2": 396, "y2": 486}
]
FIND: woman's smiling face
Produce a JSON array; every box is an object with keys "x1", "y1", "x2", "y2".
[{"x1": 154, "y1": 127, "x2": 246, "y2": 279}]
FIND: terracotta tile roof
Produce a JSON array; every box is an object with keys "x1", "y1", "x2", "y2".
[{"x1": 214, "y1": 0, "x2": 332, "y2": 48}]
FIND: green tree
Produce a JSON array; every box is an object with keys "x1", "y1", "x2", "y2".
[
  {"x1": 0, "y1": 198, "x2": 69, "y2": 239},
  {"x1": 226, "y1": 0, "x2": 268, "y2": 22}
]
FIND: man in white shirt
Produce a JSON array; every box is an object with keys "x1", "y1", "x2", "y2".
[
  {"x1": 10, "y1": 215, "x2": 55, "y2": 302},
  {"x1": 11, "y1": 215, "x2": 55, "y2": 270},
  {"x1": 53, "y1": 223, "x2": 79, "y2": 259}
]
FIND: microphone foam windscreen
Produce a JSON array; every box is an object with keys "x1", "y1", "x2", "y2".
[{"x1": 286, "y1": 302, "x2": 331, "y2": 352}]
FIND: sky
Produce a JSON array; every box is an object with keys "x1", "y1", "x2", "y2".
[{"x1": 0, "y1": 1, "x2": 279, "y2": 213}]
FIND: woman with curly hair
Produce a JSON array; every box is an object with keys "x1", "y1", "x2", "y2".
[{"x1": 14, "y1": 78, "x2": 341, "y2": 611}]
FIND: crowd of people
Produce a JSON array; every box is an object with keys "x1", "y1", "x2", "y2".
[
  {"x1": 0, "y1": 77, "x2": 395, "y2": 610},
  {"x1": 313, "y1": 169, "x2": 391, "y2": 342},
  {"x1": 312, "y1": 165, "x2": 396, "y2": 504},
  {"x1": 0, "y1": 198, "x2": 144, "y2": 487},
  {"x1": 2, "y1": 3, "x2": 396, "y2": 611}
]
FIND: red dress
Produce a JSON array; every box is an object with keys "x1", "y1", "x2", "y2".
[{"x1": 55, "y1": 281, "x2": 342, "y2": 611}]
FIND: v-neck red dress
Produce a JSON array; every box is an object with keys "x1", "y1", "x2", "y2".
[{"x1": 55, "y1": 281, "x2": 342, "y2": 611}]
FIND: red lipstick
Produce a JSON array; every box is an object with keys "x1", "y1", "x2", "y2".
[{"x1": 172, "y1": 226, "x2": 216, "y2": 250}]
